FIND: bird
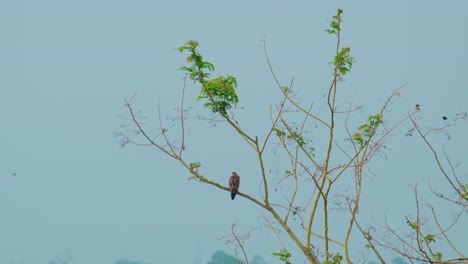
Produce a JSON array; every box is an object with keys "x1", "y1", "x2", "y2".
[{"x1": 229, "y1": 172, "x2": 240, "y2": 200}]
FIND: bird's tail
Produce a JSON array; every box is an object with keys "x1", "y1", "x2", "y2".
[{"x1": 231, "y1": 189, "x2": 238, "y2": 200}]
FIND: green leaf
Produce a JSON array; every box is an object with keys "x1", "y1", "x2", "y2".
[
  {"x1": 461, "y1": 191, "x2": 468, "y2": 201},
  {"x1": 364, "y1": 231, "x2": 373, "y2": 241},
  {"x1": 273, "y1": 127, "x2": 286, "y2": 137},
  {"x1": 432, "y1": 252, "x2": 442, "y2": 262},
  {"x1": 407, "y1": 220, "x2": 418, "y2": 230},
  {"x1": 326, "y1": 9, "x2": 343, "y2": 36},
  {"x1": 280, "y1": 86, "x2": 290, "y2": 93},
  {"x1": 200, "y1": 75, "x2": 239, "y2": 114},
  {"x1": 189, "y1": 162, "x2": 201, "y2": 169},
  {"x1": 272, "y1": 249, "x2": 291, "y2": 263},
  {"x1": 424, "y1": 234, "x2": 436, "y2": 243},
  {"x1": 353, "y1": 133, "x2": 363, "y2": 146},
  {"x1": 178, "y1": 40, "x2": 241, "y2": 116}
]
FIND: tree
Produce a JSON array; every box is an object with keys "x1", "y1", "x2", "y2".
[
  {"x1": 207, "y1": 250, "x2": 242, "y2": 264},
  {"x1": 205, "y1": 250, "x2": 268, "y2": 264},
  {"x1": 119, "y1": 9, "x2": 467, "y2": 264},
  {"x1": 371, "y1": 114, "x2": 468, "y2": 263}
]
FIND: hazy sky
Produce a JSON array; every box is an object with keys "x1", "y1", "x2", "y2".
[{"x1": 1, "y1": 1, "x2": 467, "y2": 264}]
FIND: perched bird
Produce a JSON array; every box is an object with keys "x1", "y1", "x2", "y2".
[{"x1": 229, "y1": 172, "x2": 240, "y2": 200}]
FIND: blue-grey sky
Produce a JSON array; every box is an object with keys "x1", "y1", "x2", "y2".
[{"x1": 1, "y1": 1, "x2": 467, "y2": 264}]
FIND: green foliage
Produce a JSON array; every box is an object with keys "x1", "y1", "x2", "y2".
[
  {"x1": 273, "y1": 127, "x2": 286, "y2": 137},
  {"x1": 406, "y1": 220, "x2": 418, "y2": 231},
  {"x1": 325, "y1": 9, "x2": 343, "y2": 35},
  {"x1": 272, "y1": 249, "x2": 291, "y2": 264},
  {"x1": 189, "y1": 162, "x2": 203, "y2": 180},
  {"x1": 287, "y1": 132, "x2": 306, "y2": 147},
  {"x1": 178, "y1": 40, "x2": 214, "y2": 80},
  {"x1": 462, "y1": 184, "x2": 468, "y2": 201},
  {"x1": 424, "y1": 234, "x2": 436, "y2": 243},
  {"x1": 280, "y1": 85, "x2": 290, "y2": 93},
  {"x1": 353, "y1": 114, "x2": 383, "y2": 146},
  {"x1": 273, "y1": 127, "x2": 316, "y2": 156},
  {"x1": 178, "y1": 40, "x2": 239, "y2": 116},
  {"x1": 352, "y1": 133, "x2": 364, "y2": 147},
  {"x1": 331, "y1": 47, "x2": 354, "y2": 76},
  {"x1": 326, "y1": 9, "x2": 354, "y2": 76},
  {"x1": 363, "y1": 230, "x2": 374, "y2": 248},
  {"x1": 363, "y1": 230, "x2": 373, "y2": 241},
  {"x1": 198, "y1": 75, "x2": 239, "y2": 115},
  {"x1": 432, "y1": 252, "x2": 443, "y2": 263},
  {"x1": 190, "y1": 162, "x2": 201, "y2": 170},
  {"x1": 323, "y1": 253, "x2": 343, "y2": 264}
]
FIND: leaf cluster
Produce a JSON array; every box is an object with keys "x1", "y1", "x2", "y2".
[
  {"x1": 272, "y1": 249, "x2": 292, "y2": 264},
  {"x1": 432, "y1": 252, "x2": 442, "y2": 263},
  {"x1": 178, "y1": 40, "x2": 239, "y2": 115},
  {"x1": 273, "y1": 127, "x2": 316, "y2": 156},
  {"x1": 353, "y1": 114, "x2": 383, "y2": 146},
  {"x1": 325, "y1": 9, "x2": 343, "y2": 35},
  {"x1": 326, "y1": 9, "x2": 353, "y2": 76},
  {"x1": 462, "y1": 184, "x2": 468, "y2": 201},
  {"x1": 198, "y1": 75, "x2": 238, "y2": 115},
  {"x1": 323, "y1": 253, "x2": 343, "y2": 264},
  {"x1": 178, "y1": 40, "x2": 214, "y2": 81},
  {"x1": 331, "y1": 47, "x2": 354, "y2": 76}
]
